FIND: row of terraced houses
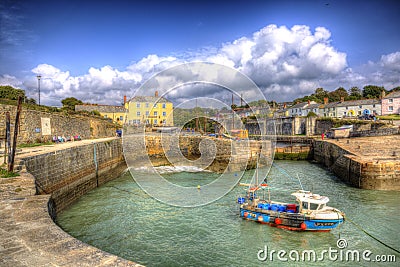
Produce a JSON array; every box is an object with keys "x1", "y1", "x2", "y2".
[
  {"x1": 233, "y1": 91, "x2": 400, "y2": 120},
  {"x1": 282, "y1": 91, "x2": 400, "y2": 118}
]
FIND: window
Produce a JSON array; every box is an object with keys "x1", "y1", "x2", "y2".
[
  {"x1": 154, "y1": 119, "x2": 158, "y2": 124},
  {"x1": 145, "y1": 103, "x2": 149, "y2": 108},
  {"x1": 154, "y1": 111, "x2": 158, "y2": 116},
  {"x1": 358, "y1": 111, "x2": 362, "y2": 115},
  {"x1": 302, "y1": 202, "x2": 308, "y2": 210},
  {"x1": 359, "y1": 105, "x2": 362, "y2": 108},
  {"x1": 162, "y1": 103, "x2": 166, "y2": 109},
  {"x1": 104, "y1": 115, "x2": 108, "y2": 118},
  {"x1": 346, "y1": 106, "x2": 348, "y2": 110},
  {"x1": 146, "y1": 111, "x2": 149, "y2": 116},
  {"x1": 137, "y1": 111, "x2": 140, "y2": 116},
  {"x1": 343, "y1": 112, "x2": 347, "y2": 115},
  {"x1": 389, "y1": 106, "x2": 394, "y2": 111},
  {"x1": 373, "y1": 104, "x2": 376, "y2": 108},
  {"x1": 120, "y1": 116, "x2": 123, "y2": 121},
  {"x1": 389, "y1": 99, "x2": 393, "y2": 103},
  {"x1": 162, "y1": 111, "x2": 166, "y2": 116},
  {"x1": 136, "y1": 102, "x2": 140, "y2": 108},
  {"x1": 163, "y1": 119, "x2": 166, "y2": 124},
  {"x1": 309, "y1": 203, "x2": 319, "y2": 210}
]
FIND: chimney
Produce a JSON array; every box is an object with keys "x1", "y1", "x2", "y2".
[
  {"x1": 283, "y1": 103, "x2": 287, "y2": 109},
  {"x1": 324, "y1": 97, "x2": 328, "y2": 105},
  {"x1": 123, "y1": 95, "x2": 127, "y2": 104},
  {"x1": 340, "y1": 96, "x2": 344, "y2": 103},
  {"x1": 155, "y1": 90, "x2": 159, "y2": 97},
  {"x1": 307, "y1": 100, "x2": 310, "y2": 105},
  {"x1": 381, "y1": 91, "x2": 386, "y2": 99}
]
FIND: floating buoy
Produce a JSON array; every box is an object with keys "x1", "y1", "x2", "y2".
[
  {"x1": 258, "y1": 215, "x2": 264, "y2": 222},
  {"x1": 244, "y1": 212, "x2": 248, "y2": 217},
  {"x1": 300, "y1": 222, "x2": 307, "y2": 230},
  {"x1": 197, "y1": 185, "x2": 201, "y2": 190},
  {"x1": 275, "y1": 218, "x2": 282, "y2": 225}
]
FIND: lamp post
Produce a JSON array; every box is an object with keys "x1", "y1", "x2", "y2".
[{"x1": 36, "y1": 75, "x2": 41, "y2": 105}]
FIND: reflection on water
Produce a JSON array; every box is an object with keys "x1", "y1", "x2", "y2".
[{"x1": 58, "y1": 161, "x2": 400, "y2": 266}]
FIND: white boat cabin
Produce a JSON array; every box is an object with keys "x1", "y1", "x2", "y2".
[{"x1": 291, "y1": 190, "x2": 330, "y2": 212}]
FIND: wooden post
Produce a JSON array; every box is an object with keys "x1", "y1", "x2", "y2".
[
  {"x1": 8, "y1": 96, "x2": 22, "y2": 172},
  {"x1": 4, "y1": 112, "x2": 10, "y2": 164}
]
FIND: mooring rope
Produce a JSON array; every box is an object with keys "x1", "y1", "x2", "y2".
[{"x1": 345, "y1": 216, "x2": 400, "y2": 254}]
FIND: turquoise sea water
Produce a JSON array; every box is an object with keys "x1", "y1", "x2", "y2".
[{"x1": 57, "y1": 161, "x2": 399, "y2": 266}]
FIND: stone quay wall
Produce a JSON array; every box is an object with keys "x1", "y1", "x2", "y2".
[
  {"x1": 22, "y1": 138, "x2": 126, "y2": 214},
  {"x1": 275, "y1": 145, "x2": 313, "y2": 160},
  {"x1": 0, "y1": 104, "x2": 118, "y2": 144},
  {"x1": 314, "y1": 140, "x2": 400, "y2": 190},
  {"x1": 350, "y1": 127, "x2": 400, "y2": 137},
  {"x1": 123, "y1": 134, "x2": 271, "y2": 173}
]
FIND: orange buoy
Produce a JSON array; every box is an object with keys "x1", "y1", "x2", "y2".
[
  {"x1": 258, "y1": 216, "x2": 264, "y2": 222},
  {"x1": 300, "y1": 222, "x2": 307, "y2": 230},
  {"x1": 275, "y1": 218, "x2": 282, "y2": 225},
  {"x1": 244, "y1": 212, "x2": 248, "y2": 217}
]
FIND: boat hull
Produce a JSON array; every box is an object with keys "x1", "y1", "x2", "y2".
[{"x1": 240, "y1": 208, "x2": 344, "y2": 231}]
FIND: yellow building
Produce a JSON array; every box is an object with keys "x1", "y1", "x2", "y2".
[
  {"x1": 126, "y1": 91, "x2": 174, "y2": 126},
  {"x1": 75, "y1": 104, "x2": 127, "y2": 125}
]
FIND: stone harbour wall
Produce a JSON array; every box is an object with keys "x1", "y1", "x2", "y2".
[
  {"x1": 123, "y1": 134, "x2": 272, "y2": 173},
  {"x1": 314, "y1": 140, "x2": 400, "y2": 190},
  {"x1": 0, "y1": 104, "x2": 118, "y2": 144},
  {"x1": 22, "y1": 138, "x2": 126, "y2": 214}
]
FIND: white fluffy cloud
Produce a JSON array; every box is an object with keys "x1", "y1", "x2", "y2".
[
  {"x1": 0, "y1": 74, "x2": 23, "y2": 87},
  {"x1": 381, "y1": 51, "x2": 400, "y2": 71},
  {"x1": 208, "y1": 25, "x2": 346, "y2": 83},
  {"x1": 24, "y1": 56, "x2": 181, "y2": 106},
  {"x1": 4, "y1": 24, "x2": 400, "y2": 105}
]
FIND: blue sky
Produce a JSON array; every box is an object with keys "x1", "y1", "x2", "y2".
[{"x1": 1, "y1": 0, "x2": 400, "y2": 106}]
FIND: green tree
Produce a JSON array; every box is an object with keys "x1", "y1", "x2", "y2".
[
  {"x1": 0, "y1": 85, "x2": 25, "y2": 100},
  {"x1": 25, "y1": 97, "x2": 37, "y2": 105},
  {"x1": 313, "y1": 87, "x2": 329, "y2": 102},
  {"x1": 362, "y1": 85, "x2": 386, "y2": 99},
  {"x1": 61, "y1": 97, "x2": 83, "y2": 111},
  {"x1": 389, "y1": 86, "x2": 400, "y2": 92},
  {"x1": 348, "y1": 87, "x2": 362, "y2": 100},
  {"x1": 328, "y1": 87, "x2": 348, "y2": 102}
]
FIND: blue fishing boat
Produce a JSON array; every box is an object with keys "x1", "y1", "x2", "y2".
[{"x1": 237, "y1": 163, "x2": 345, "y2": 231}]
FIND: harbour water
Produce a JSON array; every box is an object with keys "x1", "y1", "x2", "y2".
[{"x1": 57, "y1": 161, "x2": 399, "y2": 266}]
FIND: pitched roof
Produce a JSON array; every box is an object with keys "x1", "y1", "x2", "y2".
[
  {"x1": 303, "y1": 103, "x2": 320, "y2": 109},
  {"x1": 290, "y1": 101, "x2": 317, "y2": 109},
  {"x1": 129, "y1": 96, "x2": 170, "y2": 103},
  {"x1": 384, "y1": 91, "x2": 400, "y2": 99},
  {"x1": 336, "y1": 99, "x2": 380, "y2": 107},
  {"x1": 321, "y1": 102, "x2": 339, "y2": 108},
  {"x1": 75, "y1": 104, "x2": 126, "y2": 113}
]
